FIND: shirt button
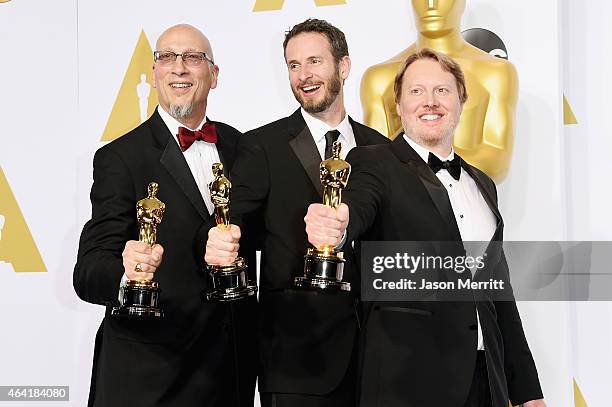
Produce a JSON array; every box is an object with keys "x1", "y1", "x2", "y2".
[
  {"x1": 460, "y1": 215, "x2": 464, "y2": 219},
  {"x1": 449, "y1": 184, "x2": 453, "y2": 188}
]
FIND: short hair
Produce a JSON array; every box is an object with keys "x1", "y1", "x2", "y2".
[
  {"x1": 283, "y1": 18, "x2": 349, "y2": 63},
  {"x1": 393, "y1": 48, "x2": 468, "y2": 104}
]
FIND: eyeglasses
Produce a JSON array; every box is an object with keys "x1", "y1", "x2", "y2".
[{"x1": 153, "y1": 51, "x2": 214, "y2": 67}]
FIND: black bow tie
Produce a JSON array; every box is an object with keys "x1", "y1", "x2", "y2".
[{"x1": 427, "y1": 152, "x2": 461, "y2": 181}]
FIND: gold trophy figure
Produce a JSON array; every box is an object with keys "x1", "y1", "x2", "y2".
[
  {"x1": 360, "y1": 0, "x2": 518, "y2": 182},
  {"x1": 112, "y1": 182, "x2": 165, "y2": 318},
  {"x1": 210, "y1": 163, "x2": 231, "y2": 228},
  {"x1": 295, "y1": 141, "x2": 351, "y2": 291},
  {"x1": 205, "y1": 163, "x2": 257, "y2": 302}
]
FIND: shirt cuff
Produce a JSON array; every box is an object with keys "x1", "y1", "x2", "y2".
[{"x1": 334, "y1": 229, "x2": 348, "y2": 250}]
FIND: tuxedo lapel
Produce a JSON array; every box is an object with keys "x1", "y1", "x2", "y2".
[
  {"x1": 350, "y1": 117, "x2": 368, "y2": 147},
  {"x1": 209, "y1": 118, "x2": 234, "y2": 171},
  {"x1": 148, "y1": 111, "x2": 209, "y2": 221},
  {"x1": 391, "y1": 136, "x2": 462, "y2": 242},
  {"x1": 461, "y1": 162, "x2": 503, "y2": 233},
  {"x1": 287, "y1": 109, "x2": 323, "y2": 197}
]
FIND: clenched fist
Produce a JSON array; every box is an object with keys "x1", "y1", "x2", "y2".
[
  {"x1": 205, "y1": 224, "x2": 241, "y2": 265},
  {"x1": 304, "y1": 203, "x2": 349, "y2": 249},
  {"x1": 122, "y1": 240, "x2": 164, "y2": 281}
]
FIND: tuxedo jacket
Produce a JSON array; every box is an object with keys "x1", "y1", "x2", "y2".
[
  {"x1": 343, "y1": 136, "x2": 543, "y2": 407},
  {"x1": 74, "y1": 110, "x2": 257, "y2": 407},
  {"x1": 228, "y1": 108, "x2": 388, "y2": 395}
]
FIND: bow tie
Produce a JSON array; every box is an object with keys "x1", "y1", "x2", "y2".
[
  {"x1": 177, "y1": 122, "x2": 217, "y2": 152},
  {"x1": 427, "y1": 152, "x2": 461, "y2": 181}
]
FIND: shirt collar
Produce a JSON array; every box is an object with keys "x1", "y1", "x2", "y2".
[
  {"x1": 300, "y1": 107, "x2": 352, "y2": 144},
  {"x1": 403, "y1": 133, "x2": 455, "y2": 163},
  {"x1": 157, "y1": 106, "x2": 208, "y2": 145}
]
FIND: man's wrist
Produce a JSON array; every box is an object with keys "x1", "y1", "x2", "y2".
[{"x1": 334, "y1": 229, "x2": 348, "y2": 250}]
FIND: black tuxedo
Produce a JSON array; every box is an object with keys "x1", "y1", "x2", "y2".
[
  {"x1": 228, "y1": 109, "x2": 388, "y2": 402},
  {"x1": 74, "y1": 110, "x2": 257, "y2": 407},
  {"x1": 343, "y1": 136, "x2": 543, "y2": 407}
]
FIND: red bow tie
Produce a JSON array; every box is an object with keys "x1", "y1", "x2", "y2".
[{"x1": 177, "y1": 122, "x2": 217, "y2": 152}]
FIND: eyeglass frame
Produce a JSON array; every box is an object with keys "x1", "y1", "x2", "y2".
[{"x1": 153, "y1": 51, "x2": 215, "y2": 66}]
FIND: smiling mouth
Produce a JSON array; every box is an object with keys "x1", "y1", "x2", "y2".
[
  {"x1": 300, "y1": 84, "x2": 322, "y2": 95},
  {"x1": 170, "y1": 82, "x2": 193, "y2": 89},
  {"x1": 419, "y1": 113, "x2": 443, "y2": 122}
]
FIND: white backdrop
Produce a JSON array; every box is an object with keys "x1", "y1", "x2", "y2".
[{"x1": 0, "y1": 0, "x2": 609, "y2": 406}]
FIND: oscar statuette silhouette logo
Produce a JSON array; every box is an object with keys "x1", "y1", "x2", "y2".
[
  {"x1": 101, "y1": 30, "x2": 158, "y2": 142},
  {"x1": 0, "y1": 166, "x2": 46, "y2": 272},
  {"x1": 136, "y1": 74, "x2": 151, "y2": 124},
  {"x1": 295, "y1": 141, "x2": 351, "y2": 291},
  {"x1": 112, "y1": 182, "x2": 165, "y2": 318},
  {"x1": 205, "y1": 163, "x2": 257, "y2": 302}
]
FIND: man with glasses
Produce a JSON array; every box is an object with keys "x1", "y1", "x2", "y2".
[
  {"x1": 205, "y1": 19, "x2": 388, "y2": 407},
  {"x1": 74, "y1": 24, "x2": 256, "y2": 407}
]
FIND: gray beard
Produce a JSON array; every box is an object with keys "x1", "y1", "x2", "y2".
[{"x1": 168, "y1": 103, "x2": 194, "y2": 121}]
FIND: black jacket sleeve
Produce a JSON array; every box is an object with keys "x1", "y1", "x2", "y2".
[{"x1": 73, "y1": 147, "x2": 137, "y2": 306}]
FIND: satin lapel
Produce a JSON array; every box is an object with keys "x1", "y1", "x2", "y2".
[
  {"x1": 461, "y1": 162, "x2": 503, "y2": 233},
  {"x1": 350, "y1": 117, "x2": 368, "y2": 146},
  {"x1": 391, "y1": 137, "x2": 462, "y2": 241},
  {"x1": 462, "y1": 163, "x2": 504, "y2": 281},
  {"x1": 209, "y1": 117, "x2": 227, "y2": 167},
  {"x1": 287, "y1": 109, "x2": 323, "y2": 197},
  {"x1": 149, "y1": 112, "x2": 209, "y2": 221}
]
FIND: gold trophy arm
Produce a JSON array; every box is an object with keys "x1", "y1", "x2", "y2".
[
  {"x1": 455, "y1": 61, "x2": 518, "y2": 182},
  {"x1": 361, "y1": 65, "x2": 395, "y2": 138}
]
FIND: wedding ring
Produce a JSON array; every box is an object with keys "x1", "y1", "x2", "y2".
[{"x1": 135, "y1": 262, "x2": 142, "y2": 273}]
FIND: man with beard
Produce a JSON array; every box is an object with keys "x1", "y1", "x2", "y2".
[
  {"x1": 74, "y1": 24, "x2": 256, "y2": 407},
  {"x1": 303, "y1": 49, "x2": 546, "y2": 407},
  {"x1": 205, "y1": 19, "x2": 388, "y2": 407}
]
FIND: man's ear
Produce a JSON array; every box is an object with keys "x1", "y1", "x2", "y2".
[
  {"x1": 210, "y1": 64, "x2": 219, "y2": 89},
  {"x1": 339, "y1": 55, "x2": 351, "y2": 81}
]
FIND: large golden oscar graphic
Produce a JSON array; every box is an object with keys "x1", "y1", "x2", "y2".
[
  {"x1": 295, "y1": 141, "x2": 351, "y2": 291},
  {"x1": 112, "y1": 182, "x2": 165, "y2": 318},
  {"x1": 205, "y1": 163, "x2": 257, "y2": 301},
  {"x1": 360, "y1": 0, "x2": 518, "y2": 182}
]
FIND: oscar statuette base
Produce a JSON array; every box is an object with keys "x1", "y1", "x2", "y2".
[
  {"x1": 111, "y1": 280, "x2": 164, "y2": 318},
  {"x1": 294, "y1": 248, "x2": 351, "y2": 291},
  {"x1": 205, "y1": 257, "x2": 258, "y2": 302}
]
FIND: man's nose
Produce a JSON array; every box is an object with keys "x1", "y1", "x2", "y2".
[
  {"x1": 424, "y1": 91, "x2": 440, "y2": 108},
  {"x1": 298, "y1": 65, "x2": 313, "y2": 82},
  {"x1": 171, "y1": 55, "x2": 189, "y2": 75},
  {"x1": 427, "y1": 0, "x2": 437, "y2": 10}
]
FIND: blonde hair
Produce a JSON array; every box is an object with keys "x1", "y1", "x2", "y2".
[{"x1": 394, "y1": 48, "x2": 468, "y2": 104}]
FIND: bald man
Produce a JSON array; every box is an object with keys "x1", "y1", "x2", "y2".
[{"x1": 74, "y1": 24, "x2": 256, "y2": 407}]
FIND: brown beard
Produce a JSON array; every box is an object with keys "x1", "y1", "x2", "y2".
[{"x1": 292, "y1": 68, "x2": 342, "y2": 114}]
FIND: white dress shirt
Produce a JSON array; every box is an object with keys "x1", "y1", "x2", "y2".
[
  {"x1": 404, "y1": 135, "x2": 498, "y2": 350},
  {"x1": 158, "y1": 106, "x2": 220, "y2": 216},
  {"x1": 300, "y1": 108, "x2": 357, "y2": 160}
]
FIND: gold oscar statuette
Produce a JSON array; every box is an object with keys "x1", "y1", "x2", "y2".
[
  {"x1": 295, "y1": 141, "x2": 351, "y2": 291},
  {"x1": 205, "y1": 163, "x2": 257, "y2": 302},
  {"x1": 112, "y1": 182, "x2": 165, "y2": 318}
]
